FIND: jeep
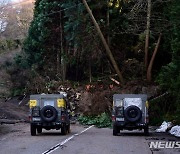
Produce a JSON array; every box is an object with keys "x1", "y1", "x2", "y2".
[
  {"x1": 112, "y1": 94, "x2": 149, "y2": 136},
  {"x1": 29, "y1": 94, "x2": 70, "y2": 136}
]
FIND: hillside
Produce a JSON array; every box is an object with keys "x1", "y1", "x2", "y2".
[{"x1": 0, "y1": 0, "x2": 179, "y2": 125}]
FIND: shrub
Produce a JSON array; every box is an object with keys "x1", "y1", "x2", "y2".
[{"x1": 78, "y1": 112, "x2": 112, "y2": 128}]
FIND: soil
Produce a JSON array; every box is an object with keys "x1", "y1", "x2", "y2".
[
  {"x1": 0, "y1": 81, "x2": 160, "y2": 121},
  {"x1": 78, "y1": 81, "x2": 160, "y2": 116},
  {"x1": 0, "y1": 96, "x2": 29, "y2": 121}
]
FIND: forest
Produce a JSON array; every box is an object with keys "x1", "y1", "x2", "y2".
[{"x1": 0, "y1": 0, "x2": 180, "y2": 124}]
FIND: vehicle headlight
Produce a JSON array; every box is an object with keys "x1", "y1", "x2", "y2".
[
  {"x1": 29, "y1": 100, "x2": 37, "y2": 108},
  {"x1": 57, "y1": 99, "x2": 66, "y2": 108}
]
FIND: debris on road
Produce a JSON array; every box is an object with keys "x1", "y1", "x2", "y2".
[
  {"x1": 169, "y1": 125, "x2": 180, "y2": 137},
  {"x1": 156, "y1": 121, "x2": 173, "y2": 132}
]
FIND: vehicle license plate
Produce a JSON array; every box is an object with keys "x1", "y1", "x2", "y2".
[
  {"x1": 116, "y1": 118, "x2": 124, "y2": 121},
  {"x1": 32, "y1": 117, "x2": 41, "y2": 121}
]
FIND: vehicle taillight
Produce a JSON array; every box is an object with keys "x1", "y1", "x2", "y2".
[
  {"x1": 145, "y1": 116, "x2": 149, "y2": 123},
  {"x1": 61, "y1": 115, "x2": 66, "y2": 121},
  {"x1": 29, "y1": 116, "x2": 32, "y2": 121},
  {"x1": 112, "y1": 115, "x2": 116, "y2": 122}
]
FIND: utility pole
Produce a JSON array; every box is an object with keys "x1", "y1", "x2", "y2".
[{"x1": 82, "y1": 0, "x2": 124, "y2": 84}]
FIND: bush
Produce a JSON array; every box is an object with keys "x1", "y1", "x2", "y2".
[
  {"x1": 78, "y1": 112, "x2": 112, "y2": 128},
  {"x1": 0, "y1": 39, "x2": 20, "y2": 53}
]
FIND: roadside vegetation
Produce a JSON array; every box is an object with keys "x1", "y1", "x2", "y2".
[{"x1": 78, "y1": 113, "x2": 112, "y2": 128}]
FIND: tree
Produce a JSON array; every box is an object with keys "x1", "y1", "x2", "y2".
[
  {"x1": 1, "y1": 1, "x2": 33, "y2": 39},
  {"x1": 22, "y1": 0, "x2": 63, "y2": 78},
  {"x1": 0, "y1": 0, "x2": 10, "y2": 36},
  {"x1": 157, "y1": 0, "x2": 180, "y2": 122},
  {"x1": 82, "y1": 0, "x2": 124, "y2": 84},
  {"x1": 147, "y1": 33, "x2": 162, "y2": 82}
]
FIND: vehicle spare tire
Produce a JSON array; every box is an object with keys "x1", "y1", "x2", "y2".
[
  {"x1": 124, "y1": 105, "x2": 142, "y2": 123},
  {"x1": 40, "y1": 105, "x2": 57, "y2": 122}
]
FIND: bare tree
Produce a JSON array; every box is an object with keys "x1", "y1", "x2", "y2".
[
  {"x1": 0, "y1": 0, "x2": 11, "y2": 36},
  {"x1": 15, "y1": 3, "x2": 33, "y2": 37},
  {"x1": 1, "y1": 0, "x2": 33, "y2": 39}
]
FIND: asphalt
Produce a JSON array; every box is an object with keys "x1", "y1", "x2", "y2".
[{"x1": 0, "y1": 123, "x2": 179, "y2": 154}]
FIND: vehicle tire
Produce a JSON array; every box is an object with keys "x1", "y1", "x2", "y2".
[
  {"x1": 118, "y1": 128, "x2": 120, "y2": 134},
  {"x1": 67, "y1": 124, "x2": 71, "y2": 134},
  {"x1": 31, "y1": 124, "x2": 36, "y2": 136},
  {"x1": 144, "y1": 126, "x2": 149, "y2": 136},
  {"x1": 124, "y1": 105, "x2": 142, "y2": 123},
  {"x1": 61, "y1": 125, "x2": 67, "y2": 135},
  {"x1": 37, "y1": 127, "x2": 42, "y2": 134},
  {"x1": 40, "y1": 105, "x2": 57, "y2": 122},
  {"x1": 113, "y1": 125, "x2": 118, "y2": 136}
]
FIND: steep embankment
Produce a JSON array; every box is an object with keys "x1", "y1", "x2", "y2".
[
  {"x1": 0, "y1": 49, "x2": 29, "y2": 122},
  {"x1": 0, "y1": 49, "x2": 20, "y2": 98}
]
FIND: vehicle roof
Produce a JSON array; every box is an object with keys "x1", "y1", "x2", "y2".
[
  {"x1": 113, "y1": 94, "x2": 147, "y2": 100},
  {"x1": 30, "y1": 94, "x2": 65, "y2": 99}
]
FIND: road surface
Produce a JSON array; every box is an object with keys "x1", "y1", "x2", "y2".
[{"x1": 0, "y1": 123, "x2": 179, "y2": 154}]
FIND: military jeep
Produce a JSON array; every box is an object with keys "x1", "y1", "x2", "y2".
[
  {"x1": 29, "y1": 94, "x2": 70, "y2": 136},
  {"x1": 112, "y1": 94, "x2": 149, "y2": 136}
]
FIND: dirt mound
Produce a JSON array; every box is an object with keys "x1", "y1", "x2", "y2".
[
  {"x1": 78, "y1": 81, "x2": 160, "y2": 116},
  {"x1": 0, "y1": 80, "x2": 160, "y2": 121},
  {"x1": 0, "y1": 97, "x2": 29, "y2": 121},
  {"x1": 78, "y1": 91, "x2": 112, "y2": 116}
]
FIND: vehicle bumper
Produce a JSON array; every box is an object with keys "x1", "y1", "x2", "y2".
[
  {"x1": 30, "y1": 121, "x2": 66, "y2": 129},
  {"x1": 114, "y1": 121, "x2": 148, "y2": 129}
]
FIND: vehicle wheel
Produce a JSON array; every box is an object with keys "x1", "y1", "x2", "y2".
[
  {"x1": 144, "y1": 126, "x2": 149, "y2": 136},
  {"x1": 31, "y1": 124, "x2": 36, "y2": 136},
  {"x1": 113, "y1": 125, "x2": 118, "y2": 136},
  {"x1": 37, "y1": 127, "x2": 42, "y2": 134},
  {"x1": 67, "y1": 124, "x2": 71, "y2": 133},
  {"x1": 40, "y1": 105, "x2": 57, "y2": 122},
  {"x1": 116, "y1": 126, "x2": 121, "y2": 134},
  {"x1": 124, "y1": 105, "x2": 142, "y2": 123},
  {"x1": 61, "y1": 125, "x2": 67, "y2": 135}
]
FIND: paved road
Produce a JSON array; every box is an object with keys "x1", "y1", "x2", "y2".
[{"x1": 0, "y1": 123, "x2": 179, "y2": 154}]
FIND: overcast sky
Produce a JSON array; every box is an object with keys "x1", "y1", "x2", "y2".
[{"x1": 12, "y1": 0, "x2": 20, "y2": 1}]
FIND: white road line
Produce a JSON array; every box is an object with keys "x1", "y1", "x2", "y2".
[{"x1": 42, "y1": 125, "x2": 94, "y2": 154}]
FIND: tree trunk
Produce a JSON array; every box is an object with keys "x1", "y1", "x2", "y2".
[
  {"x1": 60, "y1": 10, "x2": 66, "y2": 82},
  {"x1": 145, "y1": 0, "x2": 151, "y2": 69},
  {"x1": 89, "y1": 58, "x2": 92, "y2": 83},
  {"x1": 82, "y1": 0, "x2": 124, "y2": 84},
  {"x1": 107, "y1": 0, "x2": 110, "y2": 46},
  {"x1": 57, "y1": 47, "x2": 61, "y2": 77},
  {"x1": 147, "y1": 33, "x2": 162, "y2": 82}
]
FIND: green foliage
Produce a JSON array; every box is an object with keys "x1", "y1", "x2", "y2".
[
  {"x1": 157, "y1": 0, "x2": 180, "y2": 124},
  {"x1": 0, "y1": 39, "x2": 20, "y2": 53},
  {"x1": 149, "y1": 95, "x2": 178, "y2": 125},
  {"x1": 78, "y1": 112, "x2": 112, "y2": 128},
  {"x1": 19, "y1": 0, "x2": 62, "y2": 71},
  {"x1": 11, "y1": 88, "x2": 25, "y2": 97}
]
